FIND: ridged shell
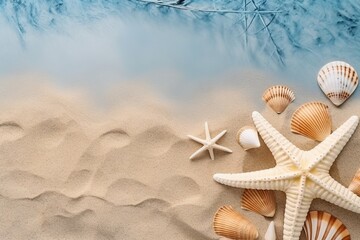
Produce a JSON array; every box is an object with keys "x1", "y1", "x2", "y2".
[
  {"x1": 241, "y1": 189, "x2": 276, "y2": 217},
  {"x1": 213, "y1": 205, "x2": 259, "y2": 240},
  {"x1": 236, "y1": 126, "x2": 261, "y2": 150},
  {"x1": 317, "y1": 61, "x2": 358, "y2": 106},
  {"x1": 262, "y1": 85, "x2": 295, "y2": 114},
  {"x1": 264, "y1": 221, "x2": 276, "y2": 240},
  {"x1": 349, "y1": 168, "x2": 360, "y2": 196},
  {"x1": 290, "y1": 102, "x2": 332, "y2": 141},
  {"x1": 303, "y1": 211, "x2": 350, "y2": 240}
]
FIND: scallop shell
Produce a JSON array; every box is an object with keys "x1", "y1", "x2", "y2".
[
  {"x1": 290, "y1": 102, "x2": 332, "y2": 141},
  {"x1": 264, "y1": 221, "x2": 276, "y2": 240},
  {"x1": 241, "y1": 189, "x2": 276, "y2": 217},
  {"x1": 317, "y1": 61, "x2": 358, "y2": 106},
  {"x1": 303, "y1": 211, "x2": 350, "y2": 240},
  {"x1": 262, "y1": 85, "x2": 295, "y2": 114},
  {"x1": 349, "y1": 168, "x2": 360, "y2": 196},
  {"x1": 236, "y1": 126, "x2": 261, "y2": 150},
  {"x1": 213, "y1": 205, "x2": 259, "y2": 240}
]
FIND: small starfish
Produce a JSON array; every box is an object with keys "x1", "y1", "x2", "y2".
[
  {"x1": 188, "y1": 122, "x2": 232, "y2": 160},
  {"x1": 214, "y1": 111, "x2": 360, "y2": 240}
]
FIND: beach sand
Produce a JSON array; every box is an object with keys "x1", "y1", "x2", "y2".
[{"x1": 0, "y1": 75, "x2": 359, "y2": 240}]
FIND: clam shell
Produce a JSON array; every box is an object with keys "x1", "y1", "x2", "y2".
[
  {"x1": 317, "y1": 61, "x2": 358, "y2": 106},
  {"x1": 303, "y1": 211, "x2": 350, "y2": 240},
  {"x1": 290, "y1": 102, "x2": 332, "y2": 141},
  {"x1": 213, "y1": 205, "x2": 259, "y2": 240},
  {"x1": 264, "y1": 221, "x2": 276, "y2": 240},
  {"x1": 349, "y1": 168, "x2": 360, "y2": 196},
  {"x1": 241, "y1": 189, "x2": 276, "y2": 217},
  {"x1": 236, "y1": 126, "x2": 261, "y2": 150},
  {"x1": 262, "y1": 85, "x2": 295, "y2": 114}
]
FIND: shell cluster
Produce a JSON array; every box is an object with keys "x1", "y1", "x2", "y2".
[
  {"x1": 303, "y1": 211, "x2": 350, "y2": 240},
  {"x1": 213, "y1": 205, "x2": 259, "y2": 240},
  {"x1": 290, "y1": 102, "x2": 332, "y2": 141},
  {"x1": 241, "y1": 189, "x2": 276, "y2": 217},
  {"x1": 317, "y1": 61, "x2": 358, "y2": 106},
  {"x1": 237, "y1": 126, "x2": 261, "y2": 150},
  {"x1": 262, "y1": 85, "x2": 295, "y2": 114},
  {"x1": 211, "y1": 61, "x2": 359, "y2": 240}
]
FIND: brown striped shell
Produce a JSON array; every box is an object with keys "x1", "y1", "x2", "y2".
[
  {"x1": 262, "y1": 85, "x2": 295, "y2": 114},
  {"x1": 317, "y1": 61, "x2": 358, "y2": 106},
  {"x1": 303, "y1": 211, "x2": 350, "y2": 240},
  {"x1": 349, "y1": 168, "x2": 360, "y2": 196},
  {"x1": 290, "y1": 102, "x2": 332, "y2": 141},
  {"x1": 241, "y1": 189, "x2": 276, "y2": 217},
  {"x1": 213, "y1": 205, "x2": 259, "y2": 240}
]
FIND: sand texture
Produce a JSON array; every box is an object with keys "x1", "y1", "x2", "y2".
[{"x1": 0, "y1": 80, "x2": 360, "y2": 240}]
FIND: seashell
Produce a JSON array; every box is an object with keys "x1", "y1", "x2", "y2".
[
  {"x1": 290, "y1": 102, "x2": 332, "y2": 141},
  {"x1": 213, "y1": 205, "x2": 259, "y2": 240},
  {"x1": 264, "y1": 221, "x2": 276, "y2": 240},
  {"x1": 349, "y1": 168, "x2": 360, "y2": 196},
  {"x1": 241, "y1": 189, "x2": 276, "y2": 217},
  {"x1": 236, "y1": 126, "x2": 261, "y2": 150},
  {"x1": 317, "y1": 61, "x2": 358, "y2": 106},
  {"x1": 262, "y1": 85, "x2": 295, "y2": 114},
  {"x1": 303, "y1": 211, "x2": 350, "y2": 240}
]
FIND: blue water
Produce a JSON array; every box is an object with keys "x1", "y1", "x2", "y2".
[{"x1": 0, "y1": 0, "x2": 359, "y2": 98}]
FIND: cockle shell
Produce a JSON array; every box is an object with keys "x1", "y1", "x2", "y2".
[
  {"x1": 262, "y1": 85, "x2": 295, "y2": 114},
  {"x1": 264, "y1": 221, "x2": 276, "y2": 240},
  {"x1": 241, "y1": 189, "x2": 276, "y2": 217},
  {"x1": 317, "y1": 61, "x2": 358, "y2": 106},
  {"x1": 236, "y1": 126, "x2": 261, "y2": 150},
  {"x1": 303, "y1": 211, "x2": 350, "y2": 240},
  {"x1": 213, "y1": 205, "x2": 259, "y2": 240},
  {"x1": 290, "y1": 102, "x2": 332, "y2": 141},
  {"x1": 349, "y1": 168, "x2": 360, "y2": 196}
]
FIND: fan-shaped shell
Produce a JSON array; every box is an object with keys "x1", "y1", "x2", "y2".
[
  {"x1": 262, "y1": 85, "x2": 295, "y2": 114},
  {"x1": 213, "y1": 205, "x2": 259, "y2": 240},
  {"x1": 303, "y1": 211, "x2": 350, "y2": 240},
  {"x1": 317, "y1": 61, "x2": 358, "y2": 106},
  {"x1": 290, "y1": 102, "x2": 332, "y2": 141},
  {"x1": 236, "y1": 126, "x2": 260, "y2": 150},
  {"x1": 349, "y1": 168, "x2": 360, "y2": 196},
  {"x1": 241, "y1": 189, "x2": 276, "y2": 217}
]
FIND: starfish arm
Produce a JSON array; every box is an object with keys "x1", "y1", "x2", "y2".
[
  {"x1": 212, "y1": 130, "x2": 227, "y2": 143},
  {"x1": 187, "y1": 135, "x2": 206, "y2": 145},
  {"x1": 213, "y1": 144, "x2": 232, "y2": 153},
  {"x1": 252, "y1": 111, "x2": 303, "y2": 167},
  {"x1": 213, "y1": 166, "x2": 301, "y2": 191},
  {"x1": 283, "y1": 179, "x2": 314, "y2": 240},
  {"x1": 208, "y1": 147, "x2": 214, "y2": 160},
  {"x1": 309, "y1": 174, "x2": 360, "y2": 213},
  {"x1": 307, "y1": 116, "x2": 359, "y2": 171},
  {"x1": 204, "y1": 122, "x2": 211, "y2": 141},
  {"x1": 189, "y1": 146, "x2": 207, "y2": 160}
]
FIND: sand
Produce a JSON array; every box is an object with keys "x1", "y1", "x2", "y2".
[{"x1": 0, "y1": 76, "x2": 360, "y2": 240}]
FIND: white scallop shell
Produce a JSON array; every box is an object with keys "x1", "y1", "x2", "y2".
[
  {"x1": 213, "y1": 205, "x2": 259, "y2": 240},
  {"x1": 262, "y1": 85, "x2": 295, "y2": 114},
  {"x1": 264, "y1": 221, "x2": 276, "y2": 240},
  {"x1": 236, "y1": 126, "x2": 260, "y2": 150},
  {"x1": 303, "y1": 211, "x2": 350, "y2": 240},
  {"x1": 317, "y1": 61, "x2": 358, "y2": 106}
]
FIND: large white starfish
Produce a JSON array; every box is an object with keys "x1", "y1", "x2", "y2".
[
  {"x1": 188, "y1": 122, "x2": 232, "y2": 160},
  {"x1": 214, "y1": 111, "x2": 360, "y2": 240}
]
